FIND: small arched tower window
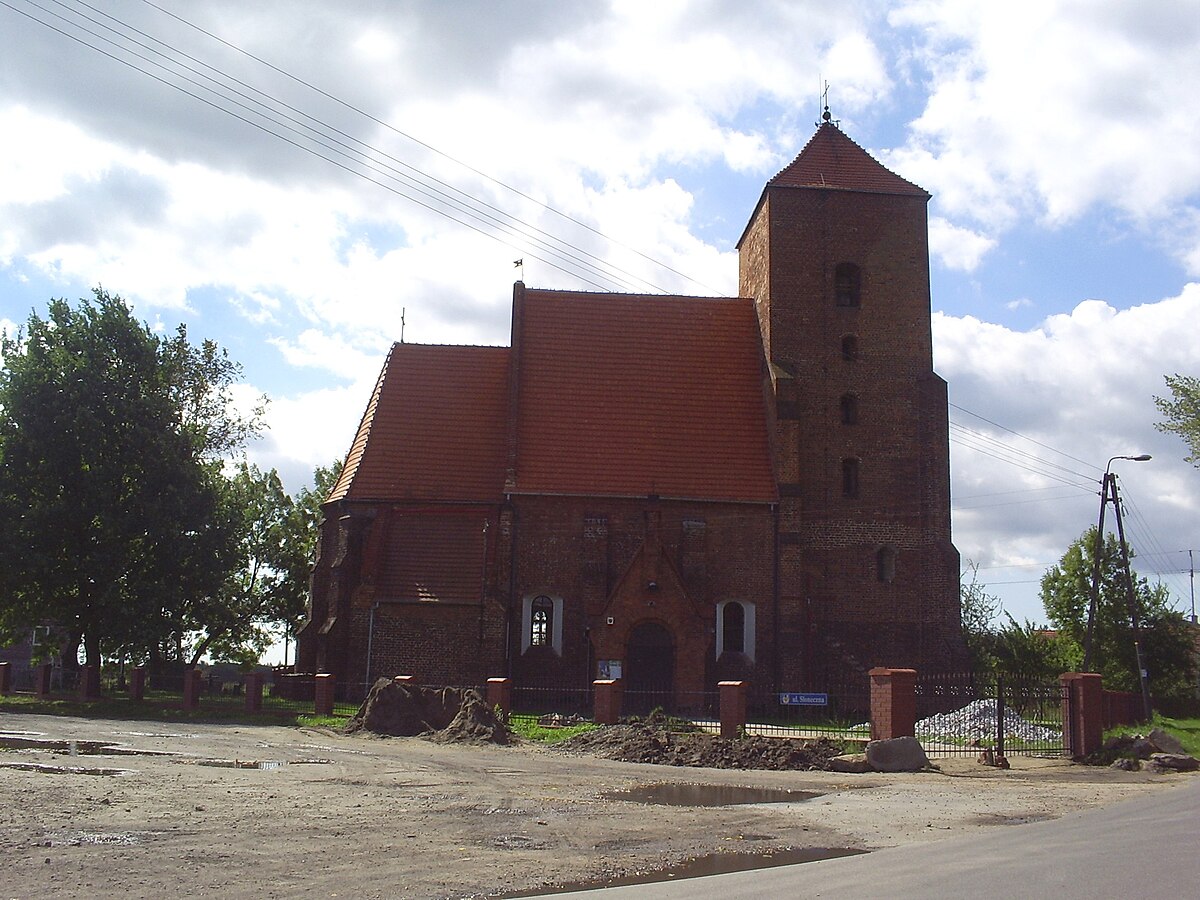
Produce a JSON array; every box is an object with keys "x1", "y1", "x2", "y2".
[
  {"x1": 841, "y1": 334, "x2": 858, "y2": 361},
  {"x1": 835, "y1": 263, "x2": 861, "y2": 307},
  {"x1": 877, "y1": 546, "x2": 897, "y2": 583},
  {"x1": 840, "y1": 393, "x2": 858, "y2": 426},
  {"x1": 530, "y1": 595, "x2": 553, "y2": 647},
  {"x1": 842, "y1": 458, "x2": 860, "y2": 498}
]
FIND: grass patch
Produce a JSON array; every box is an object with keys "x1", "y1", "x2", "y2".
[
  {"x1": 1148, "y1": 714, "x2": 1200, "y2": 756},
  {"x1": 1101, "y1": 714, "x2": 1200, "y2": 757},
  {"x1": 0, "y1": 692, "x2": 335, "y2": 728},
  {"x1": 508, "y1": 713, "x2": 598, "y2": 744},
  {"x1": 296, "y1": 714, "x2": 350, "y2": 729}
]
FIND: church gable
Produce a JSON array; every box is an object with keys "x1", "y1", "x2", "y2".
[{"x1": 328, "y1": 342, "x2": 510, "y2": 503}]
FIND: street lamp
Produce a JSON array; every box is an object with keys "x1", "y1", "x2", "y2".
[{"x1": 1083, "y1": 453, "x2": 1152, "y2": 721}]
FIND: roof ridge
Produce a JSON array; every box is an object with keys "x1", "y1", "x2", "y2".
[{"x1": 768, "y1": 122, "x2": 928, "y2": 197}]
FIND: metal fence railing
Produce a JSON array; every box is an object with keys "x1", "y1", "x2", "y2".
[{"x1": 916, "y1": 672, "x2": 1068, "y2": 757}]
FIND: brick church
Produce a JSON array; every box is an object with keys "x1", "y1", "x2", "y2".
[{"x1": 296, "y1": 116, "x2": 966, "y2": 703}]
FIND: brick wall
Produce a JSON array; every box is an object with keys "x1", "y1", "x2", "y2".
[{"x1": 741, "y1": 181, "x2": 965, "y2": 681}]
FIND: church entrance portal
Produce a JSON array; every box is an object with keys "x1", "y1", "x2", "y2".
[{"x1": 625, "y1": 621, "x2": 674, "y2": 713}]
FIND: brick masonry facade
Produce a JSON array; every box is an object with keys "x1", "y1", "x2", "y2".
[{"x1": 298, "y1": 123, "x2": 967, "y2": 703}]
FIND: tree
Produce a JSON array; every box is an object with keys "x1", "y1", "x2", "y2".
[
  {"x1": 960, "y1": 561, "x2": 1002, "y2": 672},
  {"x1": 0, "y1": 289, "x2": 258, "y2": 667},
  {"x1": 1041, "y1": 527, "x2": 1196, "y2": 704},
  {"x1": 1155, "y1": 374, "x2": 1200, "y2": 465},
  {"x1": 276, "y1": 461, "x2": 342, "y2": 639}
]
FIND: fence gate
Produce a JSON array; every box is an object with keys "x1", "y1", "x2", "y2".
[{"x1": 915, "y1": 673, "x2": 1070, "y2": 757}]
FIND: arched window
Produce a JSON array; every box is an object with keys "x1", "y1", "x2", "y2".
[
  {"x1": 876, "y1": 546, "x2": 897, "y2": 583},
  {"x1": 530, "y1": 595, "x2": 552, "y2": 646},
  {"x1": 842, "y1": 458, "x2": 859, "y2": 498},
  {"x1": 840, "y1": 393, "x2": 858, "y2": 425},
  {"x1": 835, "y1": 263, "x2": 861, "y2": 307},
  {"x1": 841, "y1": 334, "x2": 858, "y2": 361},
  {"x1": 716, "y1": 600, "x2": 756, "y2": 661},
  {"x1": 722, "y1": 602, "x2": 745, "y2": 654}
]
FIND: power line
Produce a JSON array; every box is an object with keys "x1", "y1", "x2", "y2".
[
  {"x1": 132, "y1": 0, "x2": 721, "y2": 297},
  {"x1": 2, "y1": 0, "x2": 698, "y2": 294}
]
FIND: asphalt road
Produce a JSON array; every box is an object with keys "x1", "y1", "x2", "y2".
[{"x1": 545, "y1": 775, "x2": 1200, "y2": 899}]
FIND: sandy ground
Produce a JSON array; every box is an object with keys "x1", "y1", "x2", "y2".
[{"x1": 0, "y1": 713, "x2": 1190, "y2": 899}]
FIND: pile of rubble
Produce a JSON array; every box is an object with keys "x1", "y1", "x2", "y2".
[
  {"x1": 1090, "y1": 727, "x2": 1199, "y2": 772},
  {"x1": 555, "y1": 719, "x2": 844, "y2": 770},
  {"x1": 915, "y1": 698, "x2": 1061, "y2": 743},
  {"x1": 343, "y1": 679, "x2": 511, "y2": 744}
]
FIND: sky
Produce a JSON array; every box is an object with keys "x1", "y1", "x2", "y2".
[{"x1": 2, "y1": 0, "x2": 1200, "y2": 639}]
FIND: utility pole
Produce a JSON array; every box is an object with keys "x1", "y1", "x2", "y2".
[
  {"x1": 1190, "y1": 549, "x2": 1196, "y2": 625},
  {"x1": 1109, "y1": 475, "x2": 1154, "y2": 722},
  {"x1": 1084, "y1": 454, "x2": 1153, "y2": 722}
]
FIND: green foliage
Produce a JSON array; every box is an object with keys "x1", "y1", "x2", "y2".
[
  {"x1": 0, "y1": 289, "x2": 265, "y2": 668},
  {"x1": 1155, "y1": 373, "x2": 1200, "y2": 465},
  {"x1": 990, "y1": 614, "x2": 1080, "y2": 682},
  {"x1": 960, "y1": 561, "x2": 1002, "y2": 672},
  {"x1": 1041, "y1": 527, "x2": 1196, "y2": 704},
  {"x1": 959, "y1": 563, "x2": 1076, "y2": 680},
  {"x1": 0, "y1": 291, "x2": 228, "y2": 664},
  {"x1": 507, "y1": 713, "x2": 599, "y2": 744}
]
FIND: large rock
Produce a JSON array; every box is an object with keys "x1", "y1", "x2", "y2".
[
  {"x1": 865, "y1": 736, "x2": 931, "y2": 772},
  {"x1": 1147, "y1": 728, "x2": 1187, "y2": 756},
  {"x1": 1146, "y1": 752, "x2": 1199, "y2": 773},
  {"x1": 829, "y1": 753, "x2": 873, "y2": 773}
]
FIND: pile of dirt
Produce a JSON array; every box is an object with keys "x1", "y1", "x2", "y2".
[
  {"x1": 343, "y1": 679, "x2": 510, "y2": 745},
  {"x1": 555, "y1": 721, "x2": 844, "y2": 770}
]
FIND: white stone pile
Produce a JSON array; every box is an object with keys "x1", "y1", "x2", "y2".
[{"x1": 916, "y1": 698, "x2": 1061, "y2": 743}]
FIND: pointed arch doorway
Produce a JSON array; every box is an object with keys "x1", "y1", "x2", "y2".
[{"x1": 625, "y1": 621, "x2": 674, "y2": 713}]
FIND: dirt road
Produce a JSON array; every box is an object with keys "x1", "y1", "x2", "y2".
[{"x1": 0, "y1": 713, "x2": 1187, "y2": 899}]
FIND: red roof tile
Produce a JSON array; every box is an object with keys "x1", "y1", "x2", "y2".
[
  {"x1": 769, "y1": 123, "x2": 928, "y2": 197},
  {"x1": 328, "y1": 343, "x2": 510, "y2": 503},
  {"x1": 511, "y1": 290, "x2": 777, "y2": 502}
]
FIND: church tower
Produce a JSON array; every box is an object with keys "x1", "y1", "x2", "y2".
[{"x1": 738, "y1": 114, "x2": 964, "y2": 682}]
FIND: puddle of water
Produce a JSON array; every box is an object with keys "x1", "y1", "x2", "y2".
[
  {"x1": 602, "y1": 783, "x2": 820, "y2": 807},
  {"x1": 190, "y1": 758, "x2": 286, "y2": 770},
  {"x1": 47, "y1": 831, "x2": 145, "y2": 846},
  {"x1": 0, "y1": 762, "x2": 133, "y2": 777},
  {"x1": 500, "y1": 847, "x2": 867, "y2": 896},
  {"x1": 0, "y1": 737, "x2": 170, "y2": 757}
]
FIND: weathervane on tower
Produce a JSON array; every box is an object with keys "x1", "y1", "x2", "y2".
[{"x1": 818, "y1": 80, "x2": 838, "y2": 128}]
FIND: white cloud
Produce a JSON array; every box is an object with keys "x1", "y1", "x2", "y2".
[
  {"x1": 928, "y1": 216, "x2": 996, "y2": 271},
  {"x1": 935, "y1": 284, "x2": 1200, "y2": 620},
  {"x1": 890, "y1": 0, "x2": 1200, "y2": 272}
]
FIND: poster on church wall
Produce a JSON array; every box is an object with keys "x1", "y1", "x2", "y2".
[{"x1": 597, "y1": 660, "x2": 622, "y2": 680}]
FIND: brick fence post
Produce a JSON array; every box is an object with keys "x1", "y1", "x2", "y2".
[
  {"x1": 1062, "y1": 672, "x2": 1103, "y2": 759},
  {"x1": 0, "y1": 661, "x2": 11, "y2": 694},
  {"x1": 182, "y1": 668, "x2": 202, "y2": 710},
  {"x1": 245, "y1": 672, "x2": 263, "y2": 713},
  {"x1": 869, "y1": 667, "x2": 917, "y2": 741},
  {"x1": 314, "y1": 673, "x2": 335, "y2": 716},
  {"x1": 129, "y1": 666, "x2": 146, "y2": 702},
  {"x1": 79, "y1": 665, "x2": 102, "y2": 701},
  {"x1": 35, "y1": 662, "x2": 53, "y2": 698},
  {"x1": 718, "y1": 680, "x2": 749, "y2": 739},
  {"x1": 487, "y1": 677, "x2": 513, "y2": 720},
  {"x1": 593, "y1": 679, "x2": 623, "y2": 725}
]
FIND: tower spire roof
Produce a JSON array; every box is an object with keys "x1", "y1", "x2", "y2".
[{"x1": 769, "y1": 122, "x2": 929, "y2": 198}]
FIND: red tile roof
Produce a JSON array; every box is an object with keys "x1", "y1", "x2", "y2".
[
  {"x1": 511, "y1": 290, "x2": 777, "y2": 502},
  {"x1": 328, "y1": 342, "x2": 510, "y2": 503},
  {"x1": 769, "y1": 123, "x2": 928, "y2": 197}
]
